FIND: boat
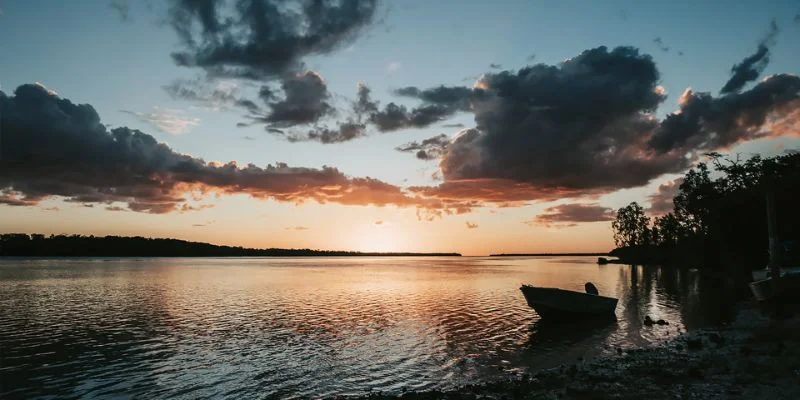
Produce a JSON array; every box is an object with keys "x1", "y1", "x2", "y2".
[
  {"x1": 750, "y1": 270, "x2": 800, "y2": 302},
  {"x1": 748, "y1": 190, "x2": 800, "y2": 303},
  {"x1": 751, "y1": 266, "x2": 800, "y2": 282},
  {"x1": 520, "y1": 284, "x2": 618, "y2": 319}
]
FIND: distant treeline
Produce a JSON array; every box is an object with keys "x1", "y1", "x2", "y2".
[
  {"x1": 0, "y1": 234, "x2": 461, "y2": 257},
  {"x1": 609, "y1": 152, "x2": 800, "y2": 274},
  {"x1": 490, "y1": 253, "x2": 609, "y2": 257}
]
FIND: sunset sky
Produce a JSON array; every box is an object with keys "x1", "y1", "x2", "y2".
[{"x1": 1, "y1": 0, "x2": 799, "y2": 255}]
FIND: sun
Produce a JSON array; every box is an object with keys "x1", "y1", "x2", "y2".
[{"x1": 353, "y1": 224, "x2": 408, "y2": 253}]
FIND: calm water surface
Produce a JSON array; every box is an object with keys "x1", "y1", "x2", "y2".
[{"x1": 0, "y1": 256, "x2": 734, "y2": 398}]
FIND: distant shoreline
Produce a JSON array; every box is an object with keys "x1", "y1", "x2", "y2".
[
  {"x1": 490, "y1": 252, "x2": 609, "y2": 257},
  {"x1": 0, "y1": 233, "x2": 460, "y2": 257}
]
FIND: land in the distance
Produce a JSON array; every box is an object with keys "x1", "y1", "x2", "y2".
[{"x1": 0, "y1": 233, "x2": 460, "y2": 257}]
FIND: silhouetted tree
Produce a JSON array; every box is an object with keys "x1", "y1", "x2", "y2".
[
  {"x1": 610, "y1": 152, "x2": 800, "y2": 270},
  {"x1": 612, "y1": 202, "x2": 652, "y2": 248}
]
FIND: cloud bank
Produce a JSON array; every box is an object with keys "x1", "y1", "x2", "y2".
[
  {"x1": 527, "y1": 203, "x2": 616, "y2": 228},
  {"x1": 0, "y1": 84, "x2": 437, "y2": 214}
]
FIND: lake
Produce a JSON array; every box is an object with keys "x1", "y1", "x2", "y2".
[{"x1": 0, "y1": 256, "x2": 735, "y2": 398}]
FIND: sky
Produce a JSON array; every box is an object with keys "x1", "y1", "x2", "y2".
[{"x1": 1, "y1": 0, "x2": 799, "y2": 255}]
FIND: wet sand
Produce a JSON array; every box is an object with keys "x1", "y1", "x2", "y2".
[{"x1": 348, "y1": 303, "x2": 800, "y2": 399}]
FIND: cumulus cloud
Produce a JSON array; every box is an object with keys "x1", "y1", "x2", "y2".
[
  {"x1": 264, "y1": 81, "x2": 473, "y2": 143},
  {"x1": 395, "y1": 134, "x2": 450, "y2": 160},
  {"x1": 287, "y1": 122, "x2": 367, "y2": 144},
  {"x1": 121, "y1": 107, "x2": 200, "y2": 135},
  {"x1": 256, "y1": 71, "x2": 334, "y2": 128},
  {"x1": 526, "y1": 203, "x2": 616, "y2": 228},
  {"x1": 162, "y1": 1, "x2": 379, "y2": 132},
  {"x1": 365, "y1": 85, "x2": 473, "y2": 132},
  {"x1": 0, "y1": 83, "x2": 448, "y2": 214},
  {"x1": 440, "y1": 47, "x2": 684, "y2": 194},
  {"x1": 649, "y1": 75, "x2": 800, "y2": 153},
  {"x1": 465, "y1": 221, "x2": 478, "y2": 229},
  {"x1": 647, "y1": 178, "x2": 683, "y2": 215},
  {"x1": 168, "y1": 0, "x2": 379, "y2": 80},
  {"x1": 388, "y1": 45, "x2": 799, "y2": 206},
  {"x1": 720, "y1": 19, "x2": 779, "y2": 94}
]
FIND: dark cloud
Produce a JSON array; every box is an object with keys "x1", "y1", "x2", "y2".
[
  {"x1": 395, "y1": 134, "x2": 450, "y2": 160},
  {"x1": 526, "y1": 203, "x2": 616, "y2": 228},
  {"x1": 648, "y1": 178, "x2": 683, "y2": 215},
  {"x1": 288, "y1": 122, "x2": 367, "y2": 144},
  {"x1": 163, "y1": 1, "x2": 379, "y2": 133},
  {"x1": 365, "y1": 85, "x2": 473, "y2": 132},
  {"x1": 489, "y1": 63, "x2": 502, "y2": 69},
  {"x1": 465, "y1": 221, "x2": 478, "y2": 229},
  {"x1": 440, "y1": 47, "x2": 683, "y2": 194},
  {"x1": 168, "y1": 0, "x2": 379, "y2": 80},
  {"x1": 258, "y1": 71, "x2": 334, "y2": 127},
  {"x1": 441, "y1": 123, "x2": 465, "y2": 128},
  {"x1": 370, "y1": 103, "x2": 453, "y2": 132},
  {"x1": 405, "y1": 45, "x2": 800, "y2": 207},
  {"x1": 720, "y1": 19, "x2": 779, "y2": 94},
  {"x1": 650, "y1": 74, "x2": 800, "y2": 153},
  {"x1": 0, "y1": 83, "x2": 439, "y2": 214},
  {"x1": 653, "y1": 37, "x2": 670, "y2": 52},
  {"x1": 109, "y1": 0, "x2": 132, "y2": 22},
  {"x1": 354, "y1": 83, "x2": 379, "y2": 120},
  {"x1": 393, "y1": 85, "x2": 473, "y2": 111}
]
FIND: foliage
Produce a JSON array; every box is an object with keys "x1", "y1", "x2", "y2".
[
  {"x1": 612, "y1": 202, "x2": 651, "y2": 248},
  {"x1": 610, "y1": 152, "x2": 800, "y2": 269}
]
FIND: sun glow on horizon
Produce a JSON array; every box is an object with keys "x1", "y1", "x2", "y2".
[{"x1": 350, "y1": 223, "x2": 412, "y2": 253}]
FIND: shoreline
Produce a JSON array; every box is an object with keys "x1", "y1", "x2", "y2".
[{"x1": 345, "y1": 303, "x2": 800, "y2": 399}]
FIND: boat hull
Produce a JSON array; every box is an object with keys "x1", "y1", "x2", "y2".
[
  {"x1": 749, "y1": 274, "x2": 800, "y2": 303},
  {"x1": 520, "y1": 285, "x2": 618, "y2": 320},
  {"x1": 752, "y1": 267, "x2": 800, "y2": 281}
]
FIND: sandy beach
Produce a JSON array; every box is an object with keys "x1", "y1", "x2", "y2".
[{"x1": 351, "y1": 303, "x2": 800, "y2": 400}]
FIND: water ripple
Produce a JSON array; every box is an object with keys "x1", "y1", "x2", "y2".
[{"x1": 1, "y1": 257, "x2": 733, "y2": 398}]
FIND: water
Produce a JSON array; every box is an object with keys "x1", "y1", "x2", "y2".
[{"x1": 0, "y1": 256, "x2": 735, "y2": 398}]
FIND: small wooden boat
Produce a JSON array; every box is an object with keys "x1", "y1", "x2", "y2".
[
  {"x1": 520, "y1": 284, "x2": 618, "y2": 319},
  {"x1": 748, "y1": 190, "x2": 800, "y2": 303},
  {"x1": 749, "y1": 271, "x2": 800, "y2": 302},
  {"x1": 751, "y1": 266, "x2": 800, "y2": 281}
]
